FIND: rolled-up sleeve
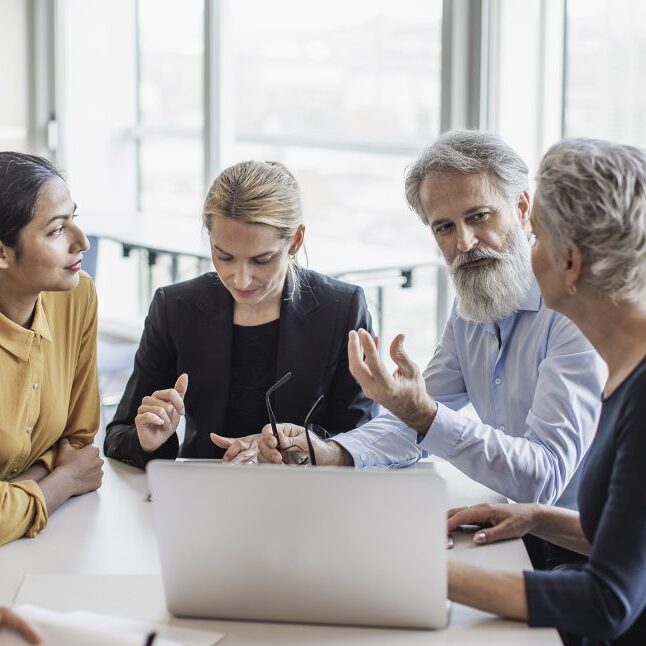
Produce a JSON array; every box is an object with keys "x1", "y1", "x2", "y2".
[{"x1": 0, "y1": 480, "x2": 48, "y2": 546}]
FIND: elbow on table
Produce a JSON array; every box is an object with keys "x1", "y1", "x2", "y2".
[{"x1": 0, "y1": 519, "x2": 44, "y2": 547}]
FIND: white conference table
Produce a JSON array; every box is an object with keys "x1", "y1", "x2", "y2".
[{"x1": 0, "y1": 459, "x2": 559, "y2": 644}]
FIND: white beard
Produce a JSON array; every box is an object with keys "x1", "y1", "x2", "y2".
[{"x1": 448, "y1": 223, "x2": 533, "y2": 323}]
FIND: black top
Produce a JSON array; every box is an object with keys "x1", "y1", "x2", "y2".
[
  {"x1": 525, "y1": 357, "x2": 646, "y2": 645},
  {"x1": 104, "y1": 267, "x2": 374, "y2": 467},
  {"x1": 223, "y1": 320, "x2": 280, "y2": 439}
]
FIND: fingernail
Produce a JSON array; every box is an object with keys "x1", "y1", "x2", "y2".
[{"x1": 474, "y1": 532, "x2": 487, "y2": 544}]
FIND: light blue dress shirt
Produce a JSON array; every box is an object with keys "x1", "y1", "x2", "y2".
[{"x1": 335, "y1": 277, "x2": 606, "y2": 508}]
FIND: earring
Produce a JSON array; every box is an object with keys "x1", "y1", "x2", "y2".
[
  {"x1": 288, "y1": 253, "x2": 295, "y2": 260},
  {"x1": 567, "y1": 284, "x2": 577, "y2": 295}
]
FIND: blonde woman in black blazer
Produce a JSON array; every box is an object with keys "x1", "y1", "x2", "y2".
[{"x1": 104, "y1": 161, "x2": 373, "y2": 468}]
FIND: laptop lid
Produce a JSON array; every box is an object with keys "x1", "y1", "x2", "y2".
[{"x1": 147, "y1": 460, "x2": 447, "y2": 629}]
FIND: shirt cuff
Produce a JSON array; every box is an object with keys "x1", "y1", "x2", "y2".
[
  {"x1": 417, "y1": 402, "x2": 465, "y2": 459},
  {"x1": 332, "y1": 434, "x2": 374, "y2": 468},
  {"x1": 35, "y1": 447, "x2": 58, "y2": 473},
  {"x1": 10, "y1": 480, "x2": 49, "y2": 539},
  {"x1": 332, "y1": 433, "x2": 420, "y2": 469}
]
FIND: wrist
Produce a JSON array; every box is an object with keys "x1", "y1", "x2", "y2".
[
  {"x1": 529, "y1": 503, "x2": 545, "y2": 534},
  {"x1": 322, "y1": 440, "x2": 354, "y2": 467},
  {"x1": 48, "y1": 464, "x2": 81, "y2": 497},
  {"x1": 406, "y1": 396, "x2": 438, "y2": 435}
]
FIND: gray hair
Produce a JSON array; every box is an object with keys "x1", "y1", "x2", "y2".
[
  {"x1": 536, "y1": 138, "x2": 646, "y2": 305},
  {"x1": 404, "y1": 130, "x2": 529, "y2": 223}
]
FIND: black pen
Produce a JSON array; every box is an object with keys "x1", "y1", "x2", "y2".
[{"x1": 144, "y1": 631, "x2": 157, "y2": 646}]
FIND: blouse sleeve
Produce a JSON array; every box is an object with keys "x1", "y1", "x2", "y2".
[
  {"x1": 62, "y1": 275, "x2": 100, "y2": 448},
  {"x1": 0, "y1": 480, "x2": 48, "y2": 546},
  {"x1": 35, "y1": 277, "x2": 100, "y2": 474}
]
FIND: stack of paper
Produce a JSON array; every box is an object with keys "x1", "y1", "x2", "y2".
[{"x1": 0, "y1": 605, "x2": 224, "y2": 646}]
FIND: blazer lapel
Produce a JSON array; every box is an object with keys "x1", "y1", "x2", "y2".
[
  {"x1": 178, "y1": 274, "x2": 233, "y2": 445},
  {"x1": 274, "y1": 270, "x2": 336, "y2": 424}
]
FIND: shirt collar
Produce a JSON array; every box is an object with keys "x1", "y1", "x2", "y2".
[
  {"x1": 0, "y1": 295, "x2": 52, "y2": 361},
  {"x1": 517, "y1": 274, "x2": 542, "y2": 313}
]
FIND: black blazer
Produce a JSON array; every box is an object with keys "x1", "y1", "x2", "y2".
[{"x1": 104, "y1": 267, "x2": 374, "y2": 468}]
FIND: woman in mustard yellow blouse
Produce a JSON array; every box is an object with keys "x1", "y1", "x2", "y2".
[{"x1": 0, "y1": 152, "x2": 103, "y2": 546}]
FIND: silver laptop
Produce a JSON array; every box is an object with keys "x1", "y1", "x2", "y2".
[{"x1": 147, "y1": 460, "x2": 448, "y2": 629}]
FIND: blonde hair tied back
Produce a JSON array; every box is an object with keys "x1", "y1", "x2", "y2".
[{"x1": 203, "y1": 160, "x2": 304, "y2": 294}]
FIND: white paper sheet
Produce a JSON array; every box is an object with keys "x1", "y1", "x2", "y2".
[{"x1": 0, "y1": 604, "x2": 224, "y2": 646}]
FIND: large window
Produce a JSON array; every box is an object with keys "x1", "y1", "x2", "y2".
[
  {"x1": 134, "y1": 0, "x2": 442, "y2": 254},
  {"x1": 136, "y1": 0, "x2": 204, "y2": 214},
  {"x1": 0, "y1": 0, "x2": 29, "y2": 151},
  {"x1": 565, "y1": 0, "x2": 646, "y2": 145}
]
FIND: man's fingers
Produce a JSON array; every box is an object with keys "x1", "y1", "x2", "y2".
[
  {"x1": 258, "y1": 427, "x2": 284, "y2": 463},
  {"x1": 358, "y1": 329, "x2": 391, "y2": 382},
  {"x1": 389, "y1": 333, "x2": 418, "y2": 378},
  {"x1": 174, "y1": 373, "x2": 189, "y2": 400},
  {"x1": 260, "y1": 425, "x2": 277, "y2": 446},
  {"x1": 348, "y1": 330, "x2": 372, "y2": 383}
]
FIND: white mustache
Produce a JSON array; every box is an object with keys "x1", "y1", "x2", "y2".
[{"x1": 451, "y1": 247, "x2": 505, "y2": 273}]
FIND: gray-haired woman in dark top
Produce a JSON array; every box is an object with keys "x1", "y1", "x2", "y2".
[{"x1": 446, "y1": 138, "x2": 646, "y2": 645}]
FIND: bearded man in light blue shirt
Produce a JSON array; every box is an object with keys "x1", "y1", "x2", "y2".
[{"x1": 258, "y1": 130, "x2": 606, "y2": 530}]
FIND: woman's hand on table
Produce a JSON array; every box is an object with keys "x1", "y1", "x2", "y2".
[
  {"x1": 447, "y1": 502, "x2": 541, "y2": 545},
  {"x1": 54, "y1": 438, "x2": 104, "y2": 495},
  {"x1": 210, "y1": 433, "x2": 260, "y2": 463},
  {"x1": 135, "y1": 374, "x2": 188, "y2": 452}
]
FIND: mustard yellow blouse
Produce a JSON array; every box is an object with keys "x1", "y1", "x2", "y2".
[{"x1": 0, "y1": 272, "x2": 99, "y2": 545}]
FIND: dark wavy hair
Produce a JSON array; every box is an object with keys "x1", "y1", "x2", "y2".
[{"x1": 0, "y1": 152, "x2": 64, "y2": 254}]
